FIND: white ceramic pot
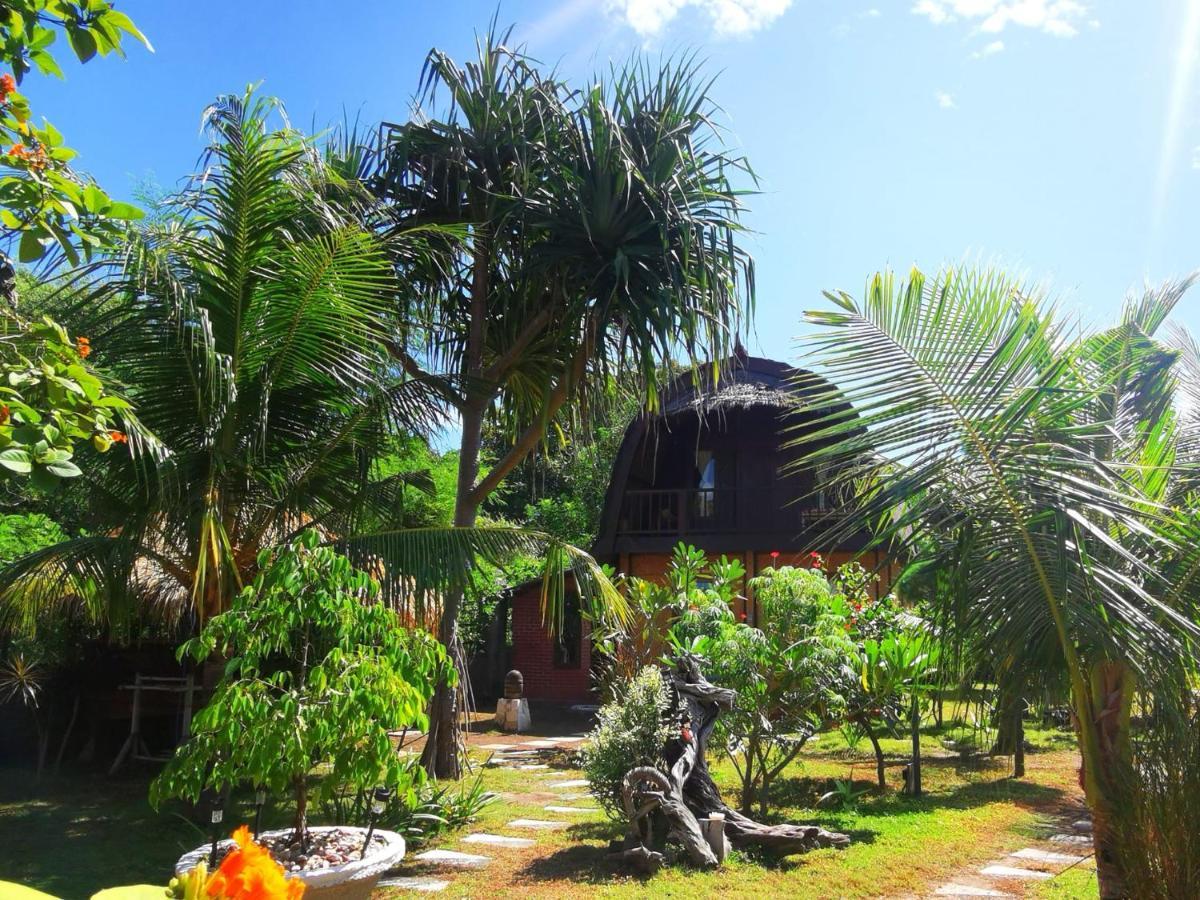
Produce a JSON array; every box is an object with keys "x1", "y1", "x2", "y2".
[{"x1": 176, "y1": 825, "x2": 405, "y2": 900}]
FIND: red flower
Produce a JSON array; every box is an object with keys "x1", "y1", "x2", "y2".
[
  {"x1": 109, "y1": 430, "x2": 127, "y2": 444},
  {"x1": 0, "y1": 404, "x2": 8, "y2": 425},
  {"x1": 738, "y1": 611, "x2": 747, "y2": 621},
  {"x1": 770, "y1": 551, "x2": 780, "y2": 560},
  {"x1": 0, "y1": 74, "x2": 14, "y2": 102},
  {"x1": 76, "y1": 336, "x2": 91, "y2": 358},
  {"x1": 681, "y1": 726, "x2": 693, "y2": 743}
]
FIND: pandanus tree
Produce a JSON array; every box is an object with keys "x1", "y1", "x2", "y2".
[
  {"x1": 366, "y1": 28, "x2": 755, "y2": 776},
  {"x1": 789, "y1": 266, "x2": 1200, "y2": 899},
  {"x1": 0, "y1": 89, "x2": 615, "y2": 643}
]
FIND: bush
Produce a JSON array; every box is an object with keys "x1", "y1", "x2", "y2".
[{"x1": 581, "y1": 665, "x2": 673, "y2": 818}]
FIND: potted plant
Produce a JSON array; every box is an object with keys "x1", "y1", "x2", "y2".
[{"x1": 152, "y1": 531, "x2": 451, "y2": 900}]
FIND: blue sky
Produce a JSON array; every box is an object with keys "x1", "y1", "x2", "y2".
[{"x1": 28, "y1": 0, "x2": 1200, "y2": 359}]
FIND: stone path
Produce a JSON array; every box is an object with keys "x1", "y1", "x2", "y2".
[
  {"x1": 380, "y1": 734, "x2": 597, "y2": 893},
  {"x1": 927, "y1": 808, "x2": 1093, "y2": 898}
]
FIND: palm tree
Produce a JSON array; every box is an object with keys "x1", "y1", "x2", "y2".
[
  {"x1": 366, "y1": 28, "x2": 755, "y2": 776},
  {"x1": 0, "y1": 89, "x2": 618, "y2": 649},
  {"x1": 788, "y1": 266, "x2": 1199, "y2": 898}
]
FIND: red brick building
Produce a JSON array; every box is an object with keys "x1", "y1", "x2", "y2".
[{"x1": 510, "y1": 353, "x2": 888, "y2": 702}]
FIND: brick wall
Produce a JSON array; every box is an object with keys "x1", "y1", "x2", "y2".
[{"x1": 510, "y1": 580, "x2": 593, "y2": 702}]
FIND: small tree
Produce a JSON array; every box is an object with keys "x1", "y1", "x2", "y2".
[
  {"x1": 684, "y1": 565, "x2": 857, "y2": 816},
  {"x1": 151, "y1": 532, "x2": 452, "y2": 845}
]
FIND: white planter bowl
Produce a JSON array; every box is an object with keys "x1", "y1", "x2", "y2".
[{"x1": 176, "y1": 825, "x2": 405, "y2": 900}]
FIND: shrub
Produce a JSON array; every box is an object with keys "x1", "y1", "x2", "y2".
[
  {"x1": 582, "y1": 665, "x2": 673, "y2": 818},
  {"x1": 321, "y1": 761, "x2": 497, "y2": 848},
  {"x1": 151, "y1": 531, "x2": 452, "y2": 843}
]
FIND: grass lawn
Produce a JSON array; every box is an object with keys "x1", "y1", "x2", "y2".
[
  {"x1": 383, "y1": 719, "x2": 1093, "y2": 899},
  {"x1": 0, "y1": 719, "x2": 1093, "y2": 899}
]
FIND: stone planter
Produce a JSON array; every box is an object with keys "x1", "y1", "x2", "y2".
[{"x1": 176, "y1": 825, "x2": 405, "y2": 900}]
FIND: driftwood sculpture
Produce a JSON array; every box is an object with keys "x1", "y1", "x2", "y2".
[{"x1": 612, "y1": 654, "x2": 850, "y2": 871}]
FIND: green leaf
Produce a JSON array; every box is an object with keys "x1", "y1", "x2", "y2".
[
  {"x1": 18, "y1": 229, "x2": 45, "y2": 263},
  {"x1": 0, "y1": 448, "x2": 32, "y2": 473},
  {"x1": 66, "y1": 26, "x2": 97, "y2": 63},
  {"x1": 105, "y1": 200, "x2": 142, "y2": 220},
  {"x1": 44, "y1": 458, "x2": 82, "y2": 478}
]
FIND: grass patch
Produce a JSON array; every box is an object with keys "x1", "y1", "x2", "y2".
[{"x1": 0, "y1": 720, "x2": 1084, "y2": 899}]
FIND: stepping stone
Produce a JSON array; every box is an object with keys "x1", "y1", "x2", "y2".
[
  {"x1": 542, "y1": 734, "x2": 586, "y2": 742},
  {"x1": 478, "y1": 743, "x2": 514, "y2": 751},
  {"x1": 569, "y1": 704, "x2": 598, "y2": 713},
  {"x1": 1011, "y1": 847, "x2": 1085, "y2": 864},
  {"x1": 521, "y1": 740, "x2": 560, "y2": 748},
  {"x1": 413, "y1": 849, "x2": 491, "y2": 869},
  {"x1": 508, "y1": 818, "x2": 569, "y2": 830},
  {"x1": 1049, "y1": 833, "x2": 1092, "y2": 845},
  {"x1": 1072, "y1": 819, "x2": 1093, "y2": 833},
  {"x1": 934, "y1": 885, "x2": 1009, "y2": 897},
  {"x1": 518, "y1": 764, "x2": 549, "y2": 770},
  {"x1": 549, "y1": 779, "x2": 589, "y2": 788},
  {"x1": 979, "y1": 864, "x2": 1051, "y2": 880},
  {"x1": 545, "y1": 805, "x2": 599, "y2": 814},
  {"x1": 376, "y1": 876, "x2": 450, "y2": 892},
  {"x1": 462, "y1": 833, "x2": 536, "y2": 848}
]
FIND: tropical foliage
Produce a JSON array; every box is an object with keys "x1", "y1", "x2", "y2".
[
  {"x1": 364, "y1": 26, "x2": 754, "y2": 775},
  {"x1": 790, "y1": 265, "x2": 1200, "y2": 897},
  {"x1": 0, "y1": 87, "x2": 617, "y2": 639}
]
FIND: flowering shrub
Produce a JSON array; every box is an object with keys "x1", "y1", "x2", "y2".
[{"x1": 0, "y1": 315, "x2": 131, "y2": 486}]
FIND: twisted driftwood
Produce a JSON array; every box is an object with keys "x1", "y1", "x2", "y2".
[{"x1": 612, "y1": 654, "x2": 850, "y2": 870}]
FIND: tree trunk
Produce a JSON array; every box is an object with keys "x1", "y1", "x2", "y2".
[
  {"x1": 909, "y1": 694, "x2": 922, "y2": 797},
  {"x1": 422, "y1": 403, "x2": 485, "y2": 780},
  {"x1": 293, "y1": 776, "x2": 308, "y2": 848},
  {"x1": 860, "y1": 717, "x2": 886, "y2": 788}
]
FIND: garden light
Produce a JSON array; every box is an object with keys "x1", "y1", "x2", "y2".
[
  {"x1": 362, "y1": 786, "x2": 391, "y2": 856},
  {"x1": 253, "y1": 785, "x2": 267, "y2": 840},
  {"x1": 209, "y1": 795, "x2": 225, "y2": 866}
]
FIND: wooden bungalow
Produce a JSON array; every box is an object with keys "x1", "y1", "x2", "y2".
[{"x1": 508, "y1": 352, "x2": 889, "y2": 702}]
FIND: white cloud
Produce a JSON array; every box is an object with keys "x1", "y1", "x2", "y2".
[
  {"x1": 911, "y1": 0, "x2": 1091, "y2": 38},
  {"x1": 936, "y1": 90, "x2": 957, "y2": 108},
  {"x1": 972, "y1": 39, "x2": 1005, "y2": 57},
  {"x1": 608, "y1": 0, "x2": 793, "y2": 37},
  {"x1": 860, "y1": 7, "x2": 883, "y2": 17}
]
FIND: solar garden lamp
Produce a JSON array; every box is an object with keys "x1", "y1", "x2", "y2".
[
  {"x1": 209, "y1": 795, "x2": 225, "y2": 866},
  {"x1": 362, "y1": 786, "x2": 391, "y2": 857},
  {"x1": 253, "y1": 785, "x2": 267, "y2": 840}
]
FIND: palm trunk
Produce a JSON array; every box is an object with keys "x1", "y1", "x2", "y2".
[
  {"x1": 909, "y1": 695, "x2": 922, "y2": 797},
  {"x1": 1074, "y1": 661, "x2": 1134, "y2": 900}
]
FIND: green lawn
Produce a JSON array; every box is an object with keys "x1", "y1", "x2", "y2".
[{"x1": 0, "y1": 718, "x2": 1091, "y2": 899}]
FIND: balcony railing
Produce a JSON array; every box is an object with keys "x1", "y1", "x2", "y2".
[{"x1": 617, "y1": 488, "x2": 844, "y2": 536}]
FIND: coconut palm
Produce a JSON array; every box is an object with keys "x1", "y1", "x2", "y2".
[
  {"x1": 788, "y1": 266, "x2": 1200, "y2": 898},
  {"x1": 0, "y1": 88, "x2": 619, "y2": 646},
  {"x1": 366, "y1": 28, "x2": 755, "y2": 776}
]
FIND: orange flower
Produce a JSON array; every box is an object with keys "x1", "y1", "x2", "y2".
[
  {"x1": 0, "y1": 74, "x2": 14, "y2": 101},
  {"x1": 109, "y1": 430, "x2": 127, "y2": 443},
  {"x1": 76, "y1": 336, "x2": 91, "y2": 358},
  {"x1": 8, "y1": 143, "x2": 29, "y2": 159},
  {"x1": 203, "y1": 825, "x2": 304, "y2": 900},
  {"x1": 0, "y1": 404, "x2": 8, "y2": 425}
]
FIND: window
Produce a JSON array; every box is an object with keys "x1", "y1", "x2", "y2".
[{"x1": 554, "y1": 593, "x2": 582, "y2": 669}]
